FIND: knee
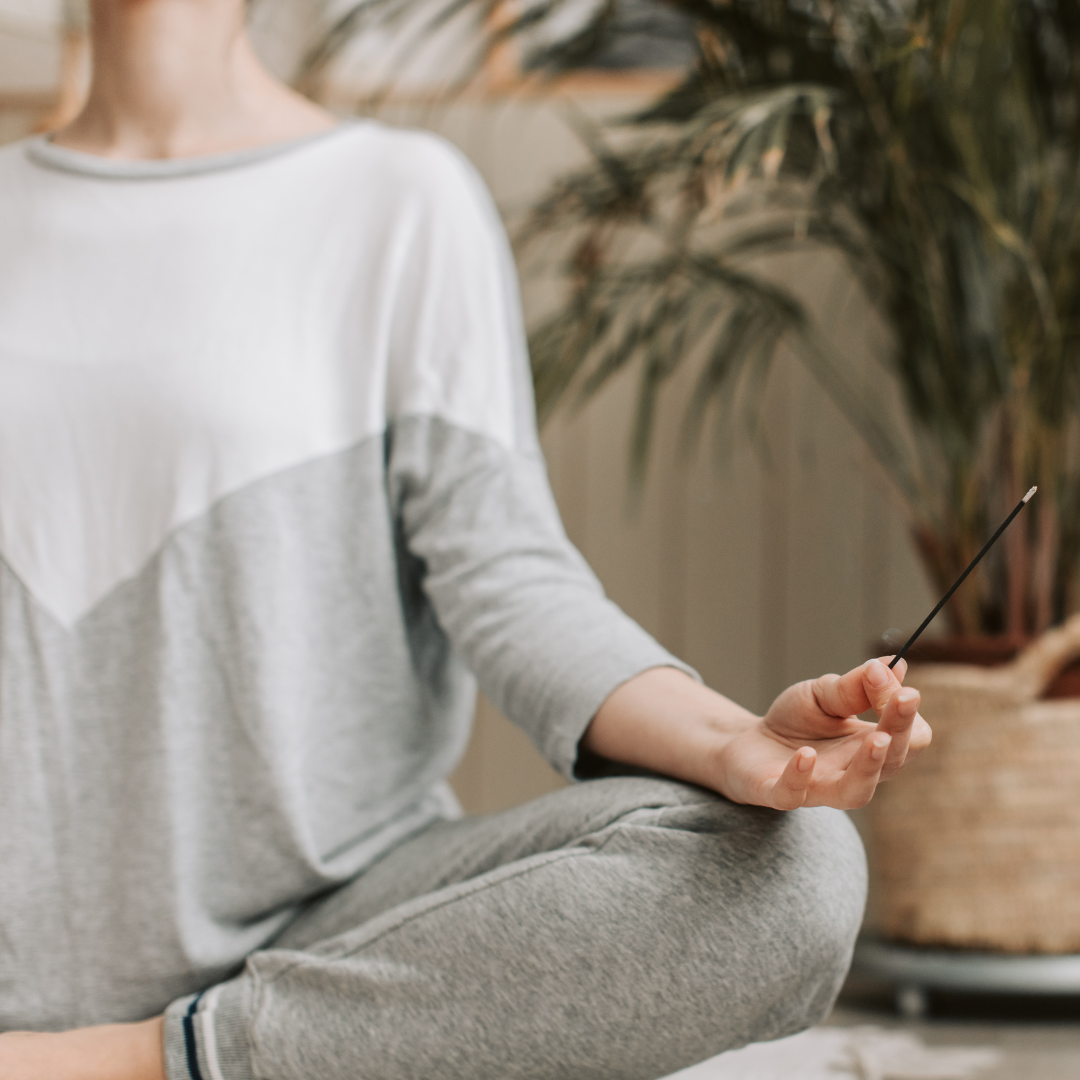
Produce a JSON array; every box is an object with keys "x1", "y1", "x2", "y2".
[
  {"x1": 762, "y1": 806, "x2": 867, "y2": 1030},
  {"x1": 560, "y1": 783, "x2": 866, "y2": 1072},
  {"x1": 649, "y1": 796, "x2": 867, "y2": 1047}
]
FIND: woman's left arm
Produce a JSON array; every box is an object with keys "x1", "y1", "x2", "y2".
[{"x1": 583, "y1": 658, "x2": 932, "y2": 810}]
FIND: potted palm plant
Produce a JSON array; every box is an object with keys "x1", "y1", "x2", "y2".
[
  {"x1": 519, "y1": 0, "x2": 1080, "y2": 642},
  {"x1": 308, "y1": 0, "x2": 1080, "y2": 637},
  {"x1": 308, "y1": 0, "x2": 1080, "y2": 956}
]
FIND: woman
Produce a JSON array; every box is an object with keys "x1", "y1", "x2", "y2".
[{"x1": 0, "y1": 2, "x2": 929, "y2": 1078}]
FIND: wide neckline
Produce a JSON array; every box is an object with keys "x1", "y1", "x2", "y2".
[{"x1": 24, "y1": 122, "x2": 358, "y2": 181}]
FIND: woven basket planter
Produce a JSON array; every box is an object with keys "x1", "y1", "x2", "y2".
[{"x1": 865, "y1": 613, "x2": 1080, "y2": 954}]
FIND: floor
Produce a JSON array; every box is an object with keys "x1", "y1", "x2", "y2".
[
  {"x1": 826, "y1": 976, "x2": 1080, "y2": 1079},
  {"x1": 667, "y1": 976, "x2": 1080, "y2": 1078}
]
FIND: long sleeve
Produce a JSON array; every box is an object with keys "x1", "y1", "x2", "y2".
[{"x1": 385, "y1": 138, "x2": 697, "y2": 778}]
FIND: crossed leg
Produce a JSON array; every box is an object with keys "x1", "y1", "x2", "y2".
[{"x1": 166, "y1": 776, "x2": 867, "y2": 1080}]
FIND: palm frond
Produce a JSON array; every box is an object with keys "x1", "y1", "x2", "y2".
[{"x1": 307, "y1": 0, "x2": 1080, "y2": 633}]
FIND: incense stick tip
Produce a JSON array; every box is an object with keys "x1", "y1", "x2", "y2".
[{"x1": 1024, "y1": 486, "x2": 1037, "y2": 503}]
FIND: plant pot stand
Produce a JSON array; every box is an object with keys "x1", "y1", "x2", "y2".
[{"x1": 852, "y1": 936, "x2": 1080, "y2": 1018}]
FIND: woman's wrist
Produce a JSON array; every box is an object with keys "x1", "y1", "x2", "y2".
[
  {"x1": 0, "y1": 1018, "x2": 165, "y2": 1080},
  {"x1": 582, "y1": 667, "x2": 759, "y2": 792}
]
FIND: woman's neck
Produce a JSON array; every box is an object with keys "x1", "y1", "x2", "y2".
[{"x1": 52, "y1": 0, "x2": 336, "y2": 160}]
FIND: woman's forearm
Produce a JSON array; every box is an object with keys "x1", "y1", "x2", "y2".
[{"x1": 582, "y1": 667, "x2": 757, "y2": 790}]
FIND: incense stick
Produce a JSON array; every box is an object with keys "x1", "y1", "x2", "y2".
[{"x1": 888, "y1": 486, "x2": 1038, "y2": 670}]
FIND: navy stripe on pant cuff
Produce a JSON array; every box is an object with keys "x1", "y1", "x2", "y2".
[{"x1": 182, "y1": 992, "x2": 206, "y2": 1080}]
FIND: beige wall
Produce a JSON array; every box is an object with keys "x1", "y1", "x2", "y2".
[{"x1": 0, "y1": 84, "x2": 937, "y2": 818}]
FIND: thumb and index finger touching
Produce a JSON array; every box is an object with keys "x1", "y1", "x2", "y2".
[
  {"x1": 812, "y1": 655, "x2": 921, "y2": 772},
  {"x1": 811, "y1": 655, "x2": 909, "y2": 719}
]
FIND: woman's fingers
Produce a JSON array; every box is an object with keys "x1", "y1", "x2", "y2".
[
  {"x1": 862, "y1": 657, "x2": 910, "y2": 714},
  {"x1": 767, "y1": 746, "x2": 816, "y2": 810},
  {"x1": 872, "y1": 657, "x2": 930, "y2": 777},
  {"x1": 887, "y1": 656, "x2": 908, "y2": 682},
  {"x1": 837, "y1": 730, "x2": 891, "y2": 808},
  {"x1": 812, "y1": 668, "x2": 871, "y2": 718},
  {"x1": 875, "y1": 686, "x2": 921, "y2": 778},
  {"x1": 906, "y1": 713, "x2": 933, "y2": 759},
  {"x1": 813, "y1": 657, "x2": 906, "y2": 720}
]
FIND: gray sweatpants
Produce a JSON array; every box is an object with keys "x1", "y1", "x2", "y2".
[{"x1": 164, "y1": 777, "x2": 867, "y2": 1080}]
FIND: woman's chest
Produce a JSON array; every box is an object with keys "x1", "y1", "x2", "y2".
[{"x1": 0, "y1": 219, "x2": 395, "y2": 627}]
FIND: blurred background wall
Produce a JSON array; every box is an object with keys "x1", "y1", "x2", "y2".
[{"x1": 0, "y1": 0, "x2": 936, "y2": 815}]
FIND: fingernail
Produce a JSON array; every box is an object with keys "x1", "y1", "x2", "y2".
[
  {"x1": 865, "y1": 659, "x2": 888, "y2": 688},
  {"x1": 871, "y1": 732, "x2": 892, "y2": 760},
  {"x1": 898, "y1": 689, "x2": 919, "y2": 714},
  {"x1": 797, "y1": 747, "x2": 815, "y2": 773}
]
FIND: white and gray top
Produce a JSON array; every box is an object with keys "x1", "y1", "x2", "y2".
[{"x1": 0, "y1": 123, "x2": 689, "y2": 1030}]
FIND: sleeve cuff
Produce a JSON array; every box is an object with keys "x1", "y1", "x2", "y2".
[{"x1": 163, "y1": 977, "x2": 256, "y2": 1080}]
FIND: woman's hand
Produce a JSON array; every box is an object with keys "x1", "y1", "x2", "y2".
[
  {"x1": 716, "y1": 658, "x2": 931, "y2": 809},
  {"x1": 584, "y1": 659, "x2": 931, "y2": 811}
]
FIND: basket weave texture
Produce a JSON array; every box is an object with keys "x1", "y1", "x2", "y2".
[{"x1": 866, "y1": 614, "x2": 1080, "y2": 954}]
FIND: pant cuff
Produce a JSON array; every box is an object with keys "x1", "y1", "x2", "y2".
[{"x1": 163, "y1": 976, "x2": 256, "y2": 1080}]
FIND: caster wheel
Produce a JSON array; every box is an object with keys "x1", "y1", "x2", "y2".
[{"x1": 895, "y1": 983, "x2": 929, "y2": 1019}]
